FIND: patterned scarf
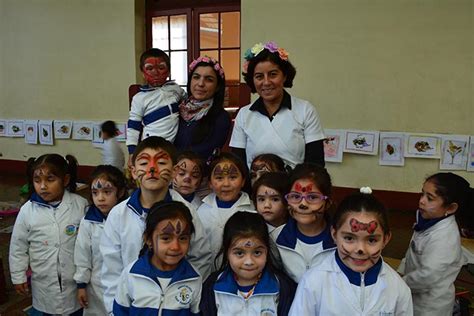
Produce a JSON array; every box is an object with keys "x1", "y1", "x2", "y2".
[{"x1": 179, "y1": 97, "x2": 213, "y2": 122}]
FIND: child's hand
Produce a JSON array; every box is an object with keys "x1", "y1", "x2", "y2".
[
  {"x1": 77, "y1": 288, "x2": 89, "y2": 308},
  {"x1": 14, "y1": 282, "x2": 29, "y2": 295}
]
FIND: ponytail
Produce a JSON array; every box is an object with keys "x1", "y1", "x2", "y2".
[{"x1": 65, "y1": 154, "x2": 78, "y2": 193}]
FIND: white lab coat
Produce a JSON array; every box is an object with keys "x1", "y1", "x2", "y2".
[
  {"x1": 73, "y1": 205, "x2": 108, "y2": 315},
  {"x1": 102, "y1": 138, "x2": 125, "y2": 169},
  {"x1": 399, "y1": 215, "x2": 465, "y2": 316},
  {"x1": 9, "y1": 191, "x2": 87, "y2": 314},
  {"x1": 197, "y1": 192, "x2": 255, "y2": 271},
  {"x1": 100, "y1": 189, "x2": 211, "y2": 313},
  {"x1": 289, "y1": 250, "x2": 413, "y2": 316}
]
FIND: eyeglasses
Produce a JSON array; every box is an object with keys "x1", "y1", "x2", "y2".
[{"x1": 285, "y1": 192, "x2": 328, "y2": 204}]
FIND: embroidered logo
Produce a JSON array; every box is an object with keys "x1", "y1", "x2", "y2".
[
  {"x1": 260, "y1": 308, "x2": 276, "y2": 315},
  {"x1": 65, "y1": 224, "x2": 78, "y2": 236},
  {"x1": 175, "y1": 285, "x2": 192, "y2": 305}
]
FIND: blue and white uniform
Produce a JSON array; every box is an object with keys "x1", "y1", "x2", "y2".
[
  {"x1": 289, "y1": 250, "x2": 413, "y2": 316},
  {"x1": 113, "y1": 253, "x2": 202, "y2": 316},
  {"x1": 197, "y1": 192, "x2": 255, "y2": 270},
  {"x1": 271, "y1": 218, "x2": 336, "y2": 282},
  {"x1": 74, "y1": 205, "x2": 108, "y2": 315},
  {"x1": 127, "y1": 82, "x2": 186, "y2": 153},
  {"x1": 100, "y1": 189, "x2": 211, "y2": 313},
  {"x1": 9, "y1": 191, "x2": 87, "y2": 315},
  {"x1": 399, "y1": 212, "x2": 465, "y2": 316}
]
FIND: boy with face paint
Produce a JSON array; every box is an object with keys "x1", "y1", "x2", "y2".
[
  {"x1": 100, "y1": 137, "x2": 211, "y2": 314},
  {"x1": 126, "y1": 48, "x2": 186, "y2": 158}
]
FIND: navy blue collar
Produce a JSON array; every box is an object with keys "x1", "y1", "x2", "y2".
[
  {"x1": 181, "y1": 192, "x2": 195, "y2": 203},
  {"x1": 30, "y1": 193, "x2": 61, "y2": 208},
  {"x1": 214, "y1": 267, "x2": 279, "y2": 295},
  {"x1": 127, "y1": 189, "x2": 173, "y2": 216},
  {"x1": 130, "y1": 250, "x2": 199, "y2": 284},
  {"x1": 250, "y1": 90, "x2": 292, "y2": 120},
  {"x1": 139, "y1": 80, "x2": 177, "y2": 92},
  {"x1": 335, "y1": 251, "x2": 382, "y2": 286},
  {"x1": 276, "y1": 217, "x2": 335, "y2": 249},
  {"x1": 413, "y1": 210, "x2": 451, "y2": 232},
  {"x1": 216, "y1": 195, "x2": 240, "y2": 209},
  {"x1": 84, "y1": 205, "x2": 107, "y2": 223}
]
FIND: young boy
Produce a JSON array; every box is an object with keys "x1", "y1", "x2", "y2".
[
  {"x1": 101, "y1": 120, "x2": 125, "y2": 169},
  {"x1": 126, "y1": 48, "x2": 186, "y2": 156},
  {"x1": 100, "y1": 136, "x2": 211, "y2": 313}
]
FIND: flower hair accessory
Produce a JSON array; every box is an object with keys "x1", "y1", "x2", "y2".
[
  {"x1": 189, "y1": 56, "x2": 225, "y2": 79},
  {"x1": 360, "y1": 187, "x2": 373, "y2": 194},
  {"x1": 243, "y1": 41, "x2": 289, "y2": 62}
]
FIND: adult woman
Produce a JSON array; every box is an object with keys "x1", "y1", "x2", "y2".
[
  {"x1": 174, "y1": 56, "x2": 231, "y2": 161},
  {"x1": 230, "y1": 42, "x2": 325, "y2": 169}
]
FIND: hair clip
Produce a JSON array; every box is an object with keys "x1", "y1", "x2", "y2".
[{"x1": 360, "y1": 187, "x2": 372, "y2": 194}]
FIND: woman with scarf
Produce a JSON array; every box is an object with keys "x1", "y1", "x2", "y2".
[{"x1": 174, "y1": 56, "x2": 231, "y2": 161}]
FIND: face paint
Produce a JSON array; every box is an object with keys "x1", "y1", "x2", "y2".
[
  {"x1": 160, "y1": 219, "x2": 190, "y2": 235},
  {"x1": 135, "y1": 151, "x2": 170, "y2": 183},
  {"x1": 91, "y1": 179, "x2": 114, "y2": 190},
  {"x1": 349, "y1": 218, "x2": 378, "y2": 234},
  {"x1": 143, "y1": 57, "x2": 169, "y2": 87},
  {"x1": 294, "y1": 182, "x2": 313, "y2": 193},
  {"x1": 212, "y1": 163, "x2": 239, "y2": 177},
  {"x1": 34, "y1": 168, "x2": 47, "y2": 177}
]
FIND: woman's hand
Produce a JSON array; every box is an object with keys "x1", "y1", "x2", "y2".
[
  {"x1": 14, "y1": 282, "x2": 29, "y2": 295},
  {"x1": 77, "y1": 288, "x2": 89, "y2": 308}
]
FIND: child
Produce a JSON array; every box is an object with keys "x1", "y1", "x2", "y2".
[
  {"x1": 289, "y1": 189, "x2": 413, "y2": 315},
  {"x1": 250, "y1": 153, "x2": 286, "y2": 187},
  {"x1": 74, "y1": 165, "x2": 127, "y2": 315},
  {"x1": 399, "y1": 172, "x2": 472, "y2": 315},
  {"x1": 126, "y1": 48, "x2": 187, "y2": 156},
  {"x1": 100, "y1": 136, "x2": 211, "y2": 313},
  {"x1": 113, "y1": 201, "x2": 202, "y2": 315},
  {"x1": 252, "y1": 172, "x2": 290, "y2": 233},
  {"x1": 101, "y1": 120, "x2": 125, "y2": 169},
  {"x1": 200, "y1": 211, "x2": 297, "y2": 315},
  {"x1": 271, "y1": 163, "x2": 336, "y2": 282},
  {"x1": 173, "y1": 151, "x2": 205, "y2": 209},
  {"x1": 9, "y1": 154, "x2": 88, "y2": 315},
  {"x1": 197, "y1": 152, "x2": 255, "y2": 270}
]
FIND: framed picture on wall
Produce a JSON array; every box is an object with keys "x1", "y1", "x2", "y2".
[
  {"x1": 54, "y1": 120, "x2": 73, "y2": 139},
  {"x1": 0, "y1": 120, "x2": 6, "y2": 136},
  {"x1": 379, "y1": 132, "x2": 405, "y2": 166},
  {"x1": 439, "y1": 135, "x2": 469, "y2": 170},
  {"x1": 92, "y1": 123, "x2": 104, "y2": 148},
  {"x1": 405, "y1": 133, "x2": 441, "y2": 158},
  {"x1": 466, "y1": 136, "x2": 474, "y2": 172},
  {"x1": 72, "y1": 121, "x2": 93, "y2": 140},
  {"x1": 7, "y1": 120, "x2": 25, "y2": 137},
  {"x1": 323, "y1": 129, "x2": 345, "y2": 163},
  {"x1": 116, "y1": 123, "x2": 127, "y2": 142},
  {"x1": 24, "y1": 120, "x2": 38, "y2": 145},
  {"x1": 39, "y1": 120, "x2": 54, "y2": 145},
  {"x1": 343, "y1": 130, "x2": 379, "y2": 155}
]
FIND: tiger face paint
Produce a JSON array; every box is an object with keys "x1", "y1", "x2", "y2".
[{"x1": 132, "y1": 148, "x2": 173, "y2": 192}]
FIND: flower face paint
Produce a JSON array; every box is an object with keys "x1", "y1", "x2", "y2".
[
  {"x1": 173, "y1": 159, "x2": 202, "y2": 196},
  {"x1": 250, "y1": 161, "x2": 272, "y2": 186},
  {"x1": 228, "y1": 237, "x2": 267, "y2": 286},
  {"x1": 418, "y1": 180, "x2": 454, "y2": 219},
  {"x1": 210, "y1": 161, "x2": 244, "y2": 202},
  {"x1": 148, "y1": 218, "x2": 191, "y2": 271},
  {"x1": 132, "y1": 148, "x2": 173, "y2": 192},
  {"x1": 91, "y1": 178, "x2": 118, "y2": 215},
  {"x1": 332, "y1": 212, "x2": 389, "y2": 273},
  {"x1": 255, "y1": 185, "x2": 287, "y2": 227},
  {"x1": 142, "y1": 57, "x2": 169, "y2": 87},
  {"x1": 287, "y1": 179, "x2": 327, "y2": 226},
  {"x1": 32, "y1": 167, "x2": 67, "y2": 202}
]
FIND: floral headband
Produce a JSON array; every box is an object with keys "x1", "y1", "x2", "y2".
[
  {"x1": 242, "y1": 41, "x2": 289, "y2": 74},
  {"x1": 189, "y1": 56, "x2": 225, "y2": 79}
]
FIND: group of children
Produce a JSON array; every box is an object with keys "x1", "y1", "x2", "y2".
[{"x1": 8, "y1": 136, "x2": 474, "y2": 316}]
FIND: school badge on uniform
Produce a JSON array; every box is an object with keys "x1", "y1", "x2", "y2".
[
  {"x1": 175, "y1": 285, "x2": 192, "y2": 305},
  {"x1": 65, "y1": 224, "x2": 78, "y2": 236}
]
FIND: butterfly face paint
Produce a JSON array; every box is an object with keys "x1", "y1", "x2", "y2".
[
  {"x1": 287, "y1": 179, "x2": 326, "y2": 226},
  {"x1": 149, "y1": 218, "x2": 191, "y2": 271},
  {"x1": 228, "y1": 237, "x2": 267, "y2": 286},
  {"x1": 210, "y1": 161, "x2": 244, "y2": 202},
  {"x1": 173, "y1": 159, "x2": 202, "y2": 196},
  {"x1": 250, "y1": 161, "x2": 272, "y2": 186},
  {"x1": 332, "y1": 212, "x2": 388, "y2": 273},
  {"x1": 142, "y1": 57, "x2": 169, "y2": 87},
  {"x1": 32, "y1": 166, "x2": 66, "y2": 203},
  {"x1": 91, "y1": 178, "x2": 119, "y2": 215},
  {"x1": 133, "y1": 148, "x2": 173, "y2": 191},
  {"x1": 255, "y1": 185, "x2": 287, "y2": 227}
]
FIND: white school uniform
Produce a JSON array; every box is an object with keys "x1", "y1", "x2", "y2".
[
  {"x1": 73, "y1": 205, "x2": 108, "y2": 315},
  {"x1": 102, "y1": 138, "x2": 125, "y2": 169},
  {"x1": 9, "y1": 191, "x2": 87, "y2": 315},
  {"x1": 197, "y1": 192, "x2": 255, "y2": 270},
  {"x1": 100, "y1": 189, "x2": 211, "y2": 313},
  {"x1": 271, "y1": 218, "x2": 336, "y2": 282},
  {"x1": 113, "y1": 254, "x2": 201, "y2": 315},
  {"x1": 289, "y1": 250, "x2": 413, "y2": 316},
  {"x1": 229, "y1": 92, "x2": 325, "y2": 168},
  {"x1": 127, "y1": 82, "x2": 186, "y2": 148},
  {"x1": 399, "y1": 214, "x2": 465, "y2": 316}
]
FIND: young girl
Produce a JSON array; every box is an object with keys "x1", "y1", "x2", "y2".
[
  {"x1": 271, "y1": 163, "x2": 336, "y2": 282},
  {"x1": 113, "y1": 201, "x2": 202, "y2": 315},
  {"x1": 200, "y1": 211, "x2": 297, "y2": 315},
  {"x1": 74, "y1": 165, "x2": 127, "y2": 315},
  {"x1": 101, "y1": 120, "x2": 125, "y2": 169},
  {"x1": 197, "y1": 152, "x2": 255, "y2": 270},
  {"x1": 250, "y1": 153, "x2": 286, "y2": 187},
  {"x1": 289, "y1": 189, "x2": 413, "y2": 315},
  {"x1": 399, "y1": 172, "x2": 473, "y2": 316},
  {"x1": 252, "y1": 172, "x2": 290, "y2": 233},
  {"x1": 9, "y1": 154, "x2": 88, "y2": 315},
  {"x1": 173, "y1": 151, "x2": 205, "y2": 209}
]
